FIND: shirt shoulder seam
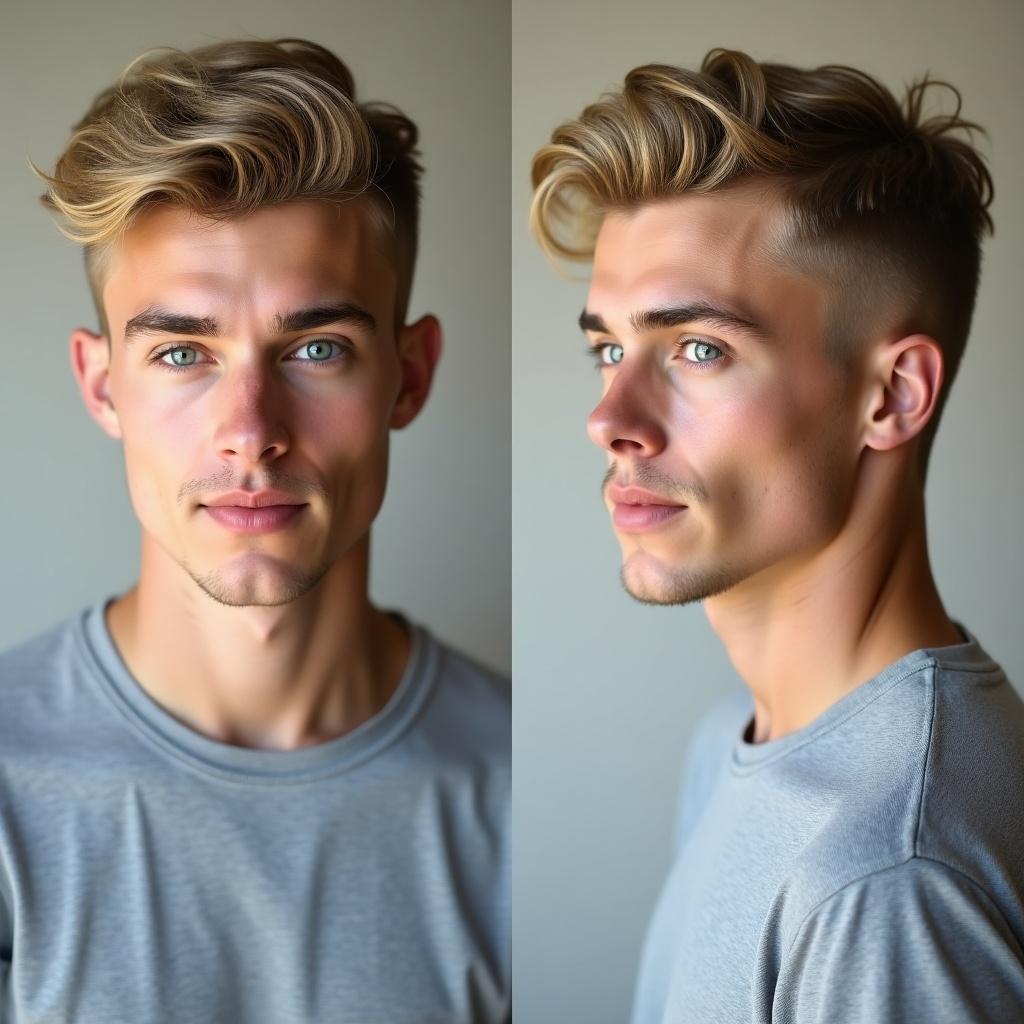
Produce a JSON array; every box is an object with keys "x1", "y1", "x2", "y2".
[
  {"x1": 782, "y1": 853, "x2": 1008, "y2": 962},
  {"x1": 911, "y1": 661, "x2": 938, "y2": 856}
]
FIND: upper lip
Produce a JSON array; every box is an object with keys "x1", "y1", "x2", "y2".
[
  {"x1": 202, "y1": 490, "x2": 306, "y2": 509},
  {"x1": 607, "y1": 486, "x2": 686, "y2": 507}
]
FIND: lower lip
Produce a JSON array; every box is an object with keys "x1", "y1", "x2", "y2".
[
  {"x1": 612, "y1": 503, "x2": 687, "y2": 532},
  {"x1": 202, "y1": 504, "x2": 306, "y2": 534}
]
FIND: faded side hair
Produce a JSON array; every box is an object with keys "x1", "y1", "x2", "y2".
[
  {"x1": 32, "y1": 37, "x2": 423, "y2": 335},
  {"x1": 530, "y1": 48, "x2": 995, "y2": 481}
]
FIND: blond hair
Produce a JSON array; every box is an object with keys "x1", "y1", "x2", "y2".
[
  {"x1": 33, "y1": 37, "x2": 422, "y2": 335},
  {"x1": 530, "y1": 49, "x2": 994, "y2": 480}
]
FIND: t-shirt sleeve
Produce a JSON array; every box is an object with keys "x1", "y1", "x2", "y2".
[{"x1": 773, "y1": 857, "x2": 1024, "y2": 1023}]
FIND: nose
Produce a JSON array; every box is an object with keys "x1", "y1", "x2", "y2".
[
  {"x1": 211, "y1": 364, "x2": 291, "y2": 466},
  {"x1": 586, "y1": 365, "x2": 668, "y2": 458}
]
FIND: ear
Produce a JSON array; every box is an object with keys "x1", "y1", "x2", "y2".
[
  {"x1": 390, "y1": 314, "x2": 442, "y2": 430},
  {"x1": 861, "y1": 333, "x2": 944, "y2": 455},
  {"x1": 70, "y1": 327, "x2": 122, "y2": 440}
]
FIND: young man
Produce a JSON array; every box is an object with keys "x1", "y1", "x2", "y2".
[
  {"x1": 0, "y1": 38, "x2": 509, "y2": 1023},
  {"x1": 531, "y1": 49, "x2": 1024, "y2": 1022}
]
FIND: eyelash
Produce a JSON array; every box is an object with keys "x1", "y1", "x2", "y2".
[
  {"x1": 585, "y1": 336, "x2": 729, "y2": 372},
  {"x1": 148, "y1": 338, "x2": 350, "y2": 374}
]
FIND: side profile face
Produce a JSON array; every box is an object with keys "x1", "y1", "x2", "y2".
[
  {"x1": 584, "y1": 185, "x2": 868, "y2": 605},
  {"x1": 74, "y1": 198, "x2": 437, "y2": 607}
]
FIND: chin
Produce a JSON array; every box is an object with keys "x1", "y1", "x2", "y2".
[{"x1": 620, "y1": 554, "x2": 746, "y2": 607}]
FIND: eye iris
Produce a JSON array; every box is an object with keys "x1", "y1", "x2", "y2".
[
  {"x1": 606, "y1": 344, "x2": 624, "y2": 365},
  {"x1": 694, "y1": 342, "x2": 715, "y2": 361},
  {"x1": 306, "y1": 340, "x2": 332, "y2": 361},
  {"x1": 171, "y1": 349, "x2": 195, "y2": 366}
]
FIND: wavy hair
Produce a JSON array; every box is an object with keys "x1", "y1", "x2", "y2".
[
  {"x1": 33, "y1": 37, "x2": 423, "y2": 334},
  {"x1": 530, "y1": 49, "x2": 995, "y2": 480}
]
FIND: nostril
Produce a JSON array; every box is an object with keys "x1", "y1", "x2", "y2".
[{"x1": 611, "y1": 438, "x2": 645, "y2": 453}]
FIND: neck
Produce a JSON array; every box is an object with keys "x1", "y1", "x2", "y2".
[
  {"x1": 105, "y1": 534, "x2": 409, "y2": 751},
  {"x1": 704, "y1": 455, "x2": 962, "y2": 743}
]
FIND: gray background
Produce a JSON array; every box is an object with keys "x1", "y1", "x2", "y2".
[
  {"x1": 0, "y1": 0, "x2": 510, "y2": 675},
  {"x1": 512, "y1": 0, "x2": 1023, "y2": 1021}
]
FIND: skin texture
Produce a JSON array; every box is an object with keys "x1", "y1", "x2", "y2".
[
  {"x1": 71, "y1": 198, "x2": 441, "y2": 751},
  {"x1": 583, "y1": 183, "x2": 963, "y2": 743}
]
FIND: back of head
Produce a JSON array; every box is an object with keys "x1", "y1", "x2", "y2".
[
  {"x1": 34, "y1": 37, "x2": 423, "y2": 334},
  {"x1": 531, "y1": 49, "x2": 994, "y2": 482}
]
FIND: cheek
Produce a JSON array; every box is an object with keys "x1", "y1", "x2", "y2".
[
  {"x1": 304, "y1": 379, "x2": 394, "y2": 467},
  {"x1": 117, "y1": 391, "x2": 203, "y2": 525},
  {"x1": 697, "y1": 373, "x2": 848, "y2": 541}
]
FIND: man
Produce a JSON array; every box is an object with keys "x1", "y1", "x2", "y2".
[
  {"x1": 531, "y1": 49, "x2": 1023, "y2": 1022},
  {"x1": 0, "y1": 38, "x2": 509, "y2": 1023}
]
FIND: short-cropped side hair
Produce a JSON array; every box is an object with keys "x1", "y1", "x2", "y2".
[
  {"x1": 34, "y1": 37, "x2": 423, "y2": 335},
  {"x1": 530, "y1": 49, "x2": 995, "y2": 482}
]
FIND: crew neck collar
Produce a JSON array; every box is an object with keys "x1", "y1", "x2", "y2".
[
  {"x1": 77, "y1": 596, "x2": 438, "y2": 786},
  {"x1": 730, "y1": 621, "x2": 999, "y2": 774}
]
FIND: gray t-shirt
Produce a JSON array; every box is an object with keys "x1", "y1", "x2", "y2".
[
  {"x1": 0, "y1": 598, "x2": 510, "y2": 1024},
  {"x1": 632, "y1": 624, "x2": 1024, "y2": 1024}
]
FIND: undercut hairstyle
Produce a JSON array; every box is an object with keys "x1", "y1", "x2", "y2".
[
  {"x1": 530, "y1": 48, "x2": 995, "y2": 482},
  {"x1": 33, "y1": 37, "x2": 423, "y2": 337}
]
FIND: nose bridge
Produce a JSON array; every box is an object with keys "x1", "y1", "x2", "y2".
[
  {"x1": 212, "y1": 343, "x2": 291, "y2": 462},
  {"x1": 587, "y1": 355, "x2": 668, "y2": 457}
]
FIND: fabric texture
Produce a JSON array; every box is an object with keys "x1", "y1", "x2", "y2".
[
  {"x1": 631, "y1": 623, "x2": 1024, "y2": 1024},
  {"x1": 0, "y1": 598, "x2": 510, "y2": 1024}
]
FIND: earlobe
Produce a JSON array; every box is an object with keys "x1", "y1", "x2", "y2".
[
  {"x1": 391, "y1": 314, "x2": 443, "y2": 430},
  {"x1": 862, "y1": 334, "x2": 944, "y2": 455},
  {"x1": 70, "y1": 327, "x2": 122, "y2": 440}
]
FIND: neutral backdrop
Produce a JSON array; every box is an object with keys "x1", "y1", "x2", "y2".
[
  {"x1": 0, "y1": 0, "x2": 510, "y2": 674},
  {"x1": 512, "y1": 0, "x2": 1024, "y2": 1021}
]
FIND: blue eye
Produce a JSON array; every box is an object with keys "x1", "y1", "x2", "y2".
[
  {"x1": 587, "y1": 342, "x2": 624, "y2": 369},
  {"x1": 153, "y1": 346, "x2": 203, "y2": 372},
  {"x1": 678, "y1": 338, "x2": 724, "y2": 368},
  {"x1": 150, "y1": 338, "x2": 348, "y2": 374},
  {"x1": 292, "y1": 339, "x2": 345, "y2": 364}
]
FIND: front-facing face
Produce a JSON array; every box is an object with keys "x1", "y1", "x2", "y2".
[
  {"x1": 584, "y1": 185, "x2": 865, "y2": 605},
  {"x1": 74, "y1": 198, "x2": 437, "y2": 608}
]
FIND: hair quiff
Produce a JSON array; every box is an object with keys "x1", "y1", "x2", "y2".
[
  {"x1": 33, "y1": 37, "x2": 423, "y2": 333},
  {"x1": 530, "y1": 48, "x2": 995, "y2": 481}
]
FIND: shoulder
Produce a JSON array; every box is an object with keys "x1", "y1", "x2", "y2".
[
  {"x1": 0, "y1": 612, "x2": 79, "y2": 679},
  {"x1": 772, "y1": 857, "x2": 1024, "y2": 1023},
  {"x1": 790, "y1": 857, "x2": 1019, "y2": 948},
  {"x1": 691, "y1": 688, "x2": 753, "y2": 755},
  {"x1": 680, "y1": 687, "x2": 753, "y2": 805},
  {"x1": 671, "y1": 689, "x2": 752, "y2": 852},
  {"x1": 767, "y1": 652, "x2": 1024, "y2": 978},
  {"x1": 918, "y1": 654, "x2": 1024, "y2": 862},
  {"x1": 0, "y1": 610, "x2": 87, "y2": 745},
  {"x1": 405, "y1": 622, "x2": 510, "y2": 775},
  {"x1": 429, "y1": 632, "x2": 510, "y2": 738},
  {"x1": 781, "y1": 664, "x2": 1024, "y2": 905}
]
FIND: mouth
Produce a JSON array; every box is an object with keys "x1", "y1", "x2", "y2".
[
  {"x1": 611, "y1": 501, "x2": 687, "y2": 533},
  {"x1": 201, "y1": 503, "x2": 307, "y2": 535},
  {"x1": 606, "y1": 484, "x2": 688, "y2": 533}
]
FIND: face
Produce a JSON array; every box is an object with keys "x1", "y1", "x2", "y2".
[
  {"x1": 73, "y1": 199, "x2": 438, "y2": 608},
  {"x1": 584, "y1": 186, "x2": 863, "y2": 606}
]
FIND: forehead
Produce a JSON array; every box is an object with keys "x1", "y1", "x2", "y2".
[
  {"x1": 102, "y1": 199, "x2": 397, "y2": 330},
  {"x1": 588, "y1": 186, "x2": 804, "y2": 318}
]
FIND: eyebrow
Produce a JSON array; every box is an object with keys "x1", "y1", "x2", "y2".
[
  {"x1": 122, "y1": 302, "x2": 378, "y2": 345},
  {"x1": 578, "y1": 301, "x2": 768, "y2": 341}
]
